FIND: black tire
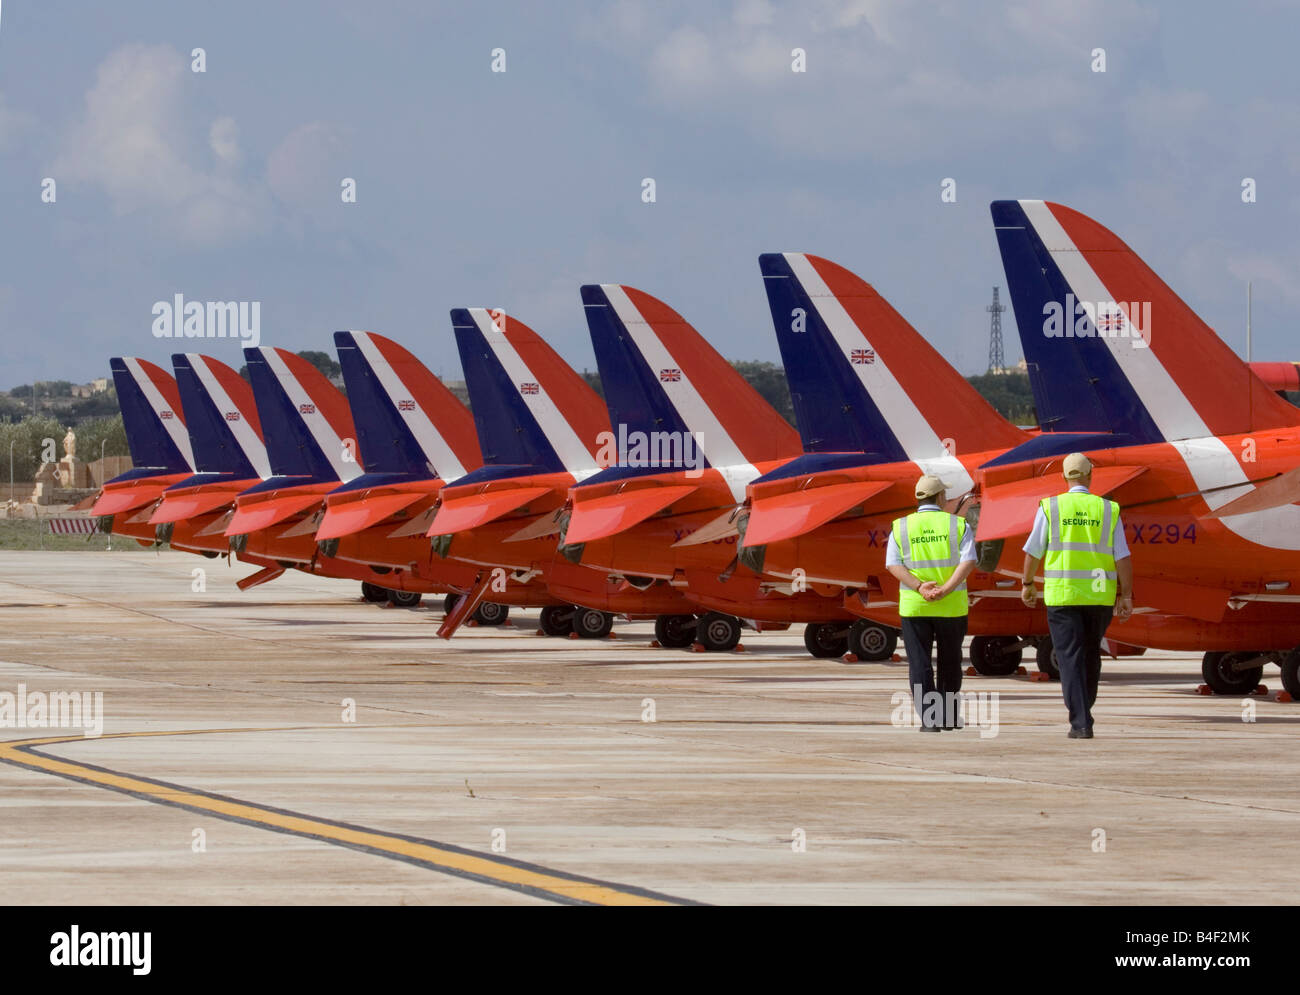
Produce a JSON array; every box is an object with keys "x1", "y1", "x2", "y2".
[
  {"x1": 361, "y1": 581, "x2": 388, "y2": 603},
  {"x1": 1035, "y1": 638, "x2": 1060, "y2": 680},
  {"x1": 654, "y1": 614, "x2": 696, "y2": 649},
  {"x1": 574, "y1": 607, "x2": 614, "y2": 639},
  {"x1": 473, "y1": 601, "x2": 508, "y2": 626},
  {"x1": 696, "y1": 612, "x2": 741, "y2": 652},
  {"x1": 443, "y1": 593, "x2": 459, "y2": 615},
  {"x1": 1280, "y1": 651, "x2": 1300, "y2": 699},
  {"x1": 539, "y1": 605, "x2": 575, "y2": 637},
  {"x1": 969, "y1": 635, "x2": 1023, "y2": 677},
  {"x1": 847, "y1": 620, "x2": 898, "y2": 662},
  {"x1": 387, "y1": 589, "x2": 422, "y2": 608},
  {"x1": 803, "y1": 622, "x2": 848, "y2": 659},
  {"x1": 1201, "y1": 651, "x2": 1264, "y2": 695}
]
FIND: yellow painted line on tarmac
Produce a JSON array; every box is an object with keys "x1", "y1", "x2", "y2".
[{"x1": 0, "y1": 727, "x2": 691, "y2": 906}]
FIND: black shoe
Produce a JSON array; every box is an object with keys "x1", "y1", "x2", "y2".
[
  {"x1": 1067, "y1": 727, "x2": 1094, "y2": 739},
  {"x1": 919, "y1": 725, "x2": 942, "y2": 733}
]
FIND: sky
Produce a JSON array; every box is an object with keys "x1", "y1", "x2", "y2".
[{"x1": 0, "y1": 0, "x2": 1297, "y2": 389}]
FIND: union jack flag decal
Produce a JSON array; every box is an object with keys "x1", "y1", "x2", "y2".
[
  {"x1": 660, "y1": 368, "x2": 681, "y2": 382},
  {"x1": 850, "y1": 349, "x2": 875, "y2": 365},
  {"x1": 520, "y1": 382, "x2": 539, "y2": 395},
  {"x1": 1097, "y1": 309, "x2": 1126, "y2": 333},
  {"x1": 397, "y1": 399, "x2": 416, "y2": 411},
  {"x1": 298, "y1": 403, "x2": 316, "y2": 415},
  {"x1": 225, "y1": 411, "x2": 241, "y2": 421},
  {"x1": 159, "y1": 410, "x2": 174, "y2": 420}
]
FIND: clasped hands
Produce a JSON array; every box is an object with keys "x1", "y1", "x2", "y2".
[{"x1": 916, "y1": 580, "x2": 947, "y2": 602}]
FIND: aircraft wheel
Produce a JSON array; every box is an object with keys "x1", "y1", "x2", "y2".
[
  {"x1": 387, "y1": 589, "x2": 422, "y2": 608},
  {"x1": 473, "y1": 602, "x2": 508, "y2": 626},
  {"x1": 848, "y1": 620, "x2": 898, "y2": 661},
  {"x1": 1035, "y1": 638, "x2": 1060, "y2": 680},
  {"x1": 969, "y1": 635, "x2": 1022, "y2": 676},
  {"x1": 539, "y1": 605, "x2": 575, "y2": 637},
  {"x1": 574, "y1": 607, "x2": 614, "y2": 639},
  {"x1": 697, "y1": 612, "x2": 741, "y2": 652},
  {"x1": 361, "y1": 582, "x2": 389, "y2": 603},
  {"x1": 1279, "y1": 650, "x2": 1300, "y2": 699},
  {"x1": 654, "y1": 614, "x2": 696, "y2": 649},
  {"x1": 1201, "y1": 651, "x2": 1264, "y2": 695},
  {"x1": 803, "y1": 622, "x2": 848, "y2": 659}
]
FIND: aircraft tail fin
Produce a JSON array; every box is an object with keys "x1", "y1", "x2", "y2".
[
  {"x1": 243, "y1": 347, "x2": 361, "y2": 483},
  {"x1": 450, "y1": 308, "x2": 609, "y2": 474},
  {"x1": 991, "y1": 199, "x2": 1300, "y2": 441},
  {"x1": 759, "y1": 252, "x2": 1028, "y2": 460},
  {"x1": 109, "y1": 356, "x2": 195, "y2": 474},
  {"x1": 333, "y1": 330, "x2": 481, "y2": 480},
  {"x1": 172, "y1": 353, "x2": 269, "y2": 478},
  {"x1": 580, "y1": 283, "x2": 802, "y2": 471}
]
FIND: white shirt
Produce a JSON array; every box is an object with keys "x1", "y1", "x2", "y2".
[
  {"x1": 1022, "y1": 484, "x2": 1130, "y2": 560},
  {"x1": 886, "y1": 503, "x2": 978, "y2": 568}
]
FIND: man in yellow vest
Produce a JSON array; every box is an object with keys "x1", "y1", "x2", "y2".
[
  {"x1": 1021, "y1": 453, "x2": 1134, "y2": 739},
  {"x1": 887, "y1": 474, "x2": 978, "y2": 731}
]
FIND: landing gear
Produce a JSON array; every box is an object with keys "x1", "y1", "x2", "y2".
[
  {"x1": 573, "y1": 607, "x2": 614, "y2": 639},
  {"x1": 1035, "y1": 638, "x2": 1060, "y2": 680},
  {"x1": 803, "y1": 622, "x2": 848, "y2": 659},
  {"x1": 1201, "y1": 650, "x2": 1265, "y2": 695},
  {"x1": 696, "y1": 612, "x2": 742, "y2": 652},
  {"x1": 969, "y1": 635, "x2": 1023, "y2": 677},
  {"x1": 1280, "y1": 650, "x2": 1300, "y2": 699},
  {"x1": 441, "y1": 593, "x2": 508, "y2": 625},
  {"x1": 387, "y1": 589, "x2": 422, "y2": 608},
  {"x1": 847, "y1": 620, "x2": 898, "y2": 662},
  {"x1": 539, "y1": 605, "x2": 575, "y2": 637},
  {"x1": 361, "y1": 581, "x2": 388, "y2": 603},
  {"x1": 654, "y1": 614, "x2": 696, "y2": 649}
]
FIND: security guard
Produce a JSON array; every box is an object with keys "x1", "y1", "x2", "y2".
[
  {"x1": 1021, "y1": 453, "x2": 1134, "y2": 738},
  {"x1": 887, "y1": 474, "x2": 978, "y2": 731}
]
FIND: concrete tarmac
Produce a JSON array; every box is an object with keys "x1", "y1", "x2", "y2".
[{"x1": 1, "y1": 550, "x2": 1297, "y2": 905}]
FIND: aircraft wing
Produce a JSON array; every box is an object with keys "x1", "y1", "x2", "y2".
[
  {"x1": 315, "y1": 492, "x2": 426, "y2": 541},
  {"x1": 429, "y1": 485, "x2": 554, "y2": 535},
  {"x1": 226, "y1": 491, "x2": 329, "y2": 535},
  {"x1": 150, "y1": 486, "x2": 247, "y2": 524},
  {"x1": 976, "y1": 465, "x2": 1147, "y2": 541},
  {"x1": 1201, "y1": 465, "x2": 1300, "y2": 519},
  {"x1": 564, "y1": 484, "x2": 699, "y2": 544},
  {"x1": 743, "y1": 480, "x2": 893, "y2": 547}
]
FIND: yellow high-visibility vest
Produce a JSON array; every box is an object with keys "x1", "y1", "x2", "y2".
[
  {"x1": 893, "y1": 510, "x2": 968, "y2": 618},
  {"x1": 1041, "y1": 491, "x2": 1119, "y2": 607}
]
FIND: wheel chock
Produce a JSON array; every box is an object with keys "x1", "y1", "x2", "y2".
[
  {"x1": 1277, "y1": 690, "x2": 1294, "y2": 703},
  {"x1": 1196, "y1": 684, "x2": 1213, "y2": 695},
  {"x1": 1016, "y1": 666, "x2": 1028, "y2": 675},
  {"x1": 891, "y1": 653, "x2": 902, "y2": 662},
  {"x1": 1254, "y1": 684, "x2": 1268, "y2": 696},
  {"x1": 607, "y1": 632, "x2": 618, "y2": 640},
  {"x1": 734, "y1": 643, "x2": 745, "y2": 652},
  {"x1": 568, "y1": 632, "x2": 580, "y2": 640},
  {"x1": 535, "y1": 628, "x2": 546, "y2": 636},
  {"x1": 466, "y1": 619, "x2": 477, "y2": 627},
  {"x1": 1028, "y1": 671, "x2": 1050, "y2": 682},
  {"x1": 843, "y1": 652, "x2": 859, "y2": 663},
  {"x1": 502, "y1": 619, "x2": 514, "y2": 628},
  {"x1": 649, "y1": 639, "x2": 662, "y2": 648},
  {"x1": 691, "y1": 642, "x2": 707, "y2": 653},
  {"x1": 965, "y1": 666, "x2": 978, "y2": 677}
]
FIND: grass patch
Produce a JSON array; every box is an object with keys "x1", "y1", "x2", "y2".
[{"x1": 0, "y1": 519, "x2": 152, "y2": 552}]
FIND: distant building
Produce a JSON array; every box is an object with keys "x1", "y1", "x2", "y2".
[{"x1": 69, "y1": 378, "x2": 110, "y2": 398}]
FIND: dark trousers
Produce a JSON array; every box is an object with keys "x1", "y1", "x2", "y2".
[
  {"x1": 901, "y1": 615, "x2": 967, "y2": 728},
  {"x1": 1046, "y1": 604, "x2": 1113, "y2": 730}
]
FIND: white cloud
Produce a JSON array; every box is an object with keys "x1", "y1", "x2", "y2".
[
  {"x1": 209, "y1": 116, "x2": 241, "y2": 165},
  {"x1": 55, "y1": 43, "x2": 266, "y2": 245}
]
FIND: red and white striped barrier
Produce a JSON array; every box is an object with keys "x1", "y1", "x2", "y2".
[{"x1": 48, "y1": 518, "x2": 99, "y2": 535}]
